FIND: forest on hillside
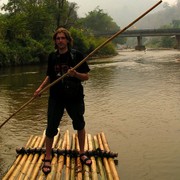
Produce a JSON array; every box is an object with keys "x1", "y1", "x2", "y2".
[{"x1": 135, "y1": 0, "x2": 180, "y2": 29}]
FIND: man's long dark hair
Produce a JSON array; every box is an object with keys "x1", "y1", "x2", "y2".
[{"x1": 53, "y1": 27, "x2": 73, "y2": 50}]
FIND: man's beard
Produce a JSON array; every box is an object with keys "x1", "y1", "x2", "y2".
[{"x1": 58, "y1": 43, "x2": 67, "y2": 50}]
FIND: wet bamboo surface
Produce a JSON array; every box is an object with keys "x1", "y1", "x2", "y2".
[{"x1": 3, "y1": 129, "x2": 119, "y2": 180}]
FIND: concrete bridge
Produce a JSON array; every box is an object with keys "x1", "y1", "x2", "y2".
[{"x1": 95, "y1": 29, "x2": 180, "y2": 50}]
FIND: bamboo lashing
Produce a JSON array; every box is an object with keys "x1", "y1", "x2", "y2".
[{"x1": 0, "y1": 0, "x2": 162, "y2": 129}]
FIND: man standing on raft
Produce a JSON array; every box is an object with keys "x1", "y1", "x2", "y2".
[{"x1": 34, "y1": 27, "x2": 92, "y2": 175}]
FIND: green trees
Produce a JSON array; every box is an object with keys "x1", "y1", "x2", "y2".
[
  {"x1": 71, "y1": 8, "x2": 120, "y2": 56},
  {"x1": 0, "y1": 1, "x2": 119, "y2": 67},
  {"x1": 80, "y1": 8, "x2": 119, "y2": 34}
]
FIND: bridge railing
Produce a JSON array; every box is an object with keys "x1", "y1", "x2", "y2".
[{"x1": 94, "y1": 28, "x2": 180, "y2": 37}]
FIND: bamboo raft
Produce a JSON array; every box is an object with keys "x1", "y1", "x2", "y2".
[{"x1": 3, "y1": 129, "x2": 119, "y2": 180}]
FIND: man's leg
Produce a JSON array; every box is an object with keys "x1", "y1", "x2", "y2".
[
  {"x1": 45, "y1": 136, "x2": 54, "y2": 160},
  {"x1": 78, "y1": 128, "x2": 92, "y2": 165},
  {"x1": 78, "y1": 128, "x2": 85, "y2": 153},
  {"x1": 42, "y1": 136, "x2": 54, "y2": 174},
  {"x1": 66, "y1": 101, "x2": 92, "y2": 165}
]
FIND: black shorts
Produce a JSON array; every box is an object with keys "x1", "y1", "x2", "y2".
[{"x1": 46, "y1": 97, "x2": 85, "y2": 138}]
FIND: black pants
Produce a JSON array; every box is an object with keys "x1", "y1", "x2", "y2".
[{"x1": 46, "y1": 97, "x2": 85, "y2": 138}]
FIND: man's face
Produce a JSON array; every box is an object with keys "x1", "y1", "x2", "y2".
[{"x1": 55, "y1": 32, "x2": 69, "y2": 51}]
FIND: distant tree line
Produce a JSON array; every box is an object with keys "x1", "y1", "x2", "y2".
[
  {"x1": 0, "y1": 0, "x2": 123, "y2": 67},
  {"x1": 146, "y1": 20, "x2": 180, "y2": 49}
]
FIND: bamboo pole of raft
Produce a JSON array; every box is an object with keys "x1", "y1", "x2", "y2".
[
  {"x1": 65, "y1": 130, "x2": 71, "y2": 180},
  {"x1": 70, "y1": 134, "x2": 76, "y2": 180},
  {"x1": 88, "y1": 134, "x2": 98, "y2": 179},
  {"x1": 75, "y1": 134, "x2": 83, "y2": 179},
  {"x1": 83, "y1": 133, "x2": 91, "y2": 180},
  {"x1": 17, "y1": 136, "x2": 42, "y2": 180},
  {"x1": 97, "y1": 133, "x2": 113, "y2": 180},
  {"x1": 38, "y1": 129, "x2": 61, "y2": 179},
  {"x1": 24, "y1": 132, "x2": 46, "y2": 180},
  {"x1": 0, "y1": 1, "x2": 162, "y2": 130},
  {"x1": 2, "y1": 135, "x2": 34, "y2": 180},
  {"x1": 46, "y1": 129, "x2": 62, "y2": 180},
  {"x1": 101, "y1": 132, "x2": 119, "y2": 180},
  {"x1": 8, "y1": 135, "x2": 38, "y2": 179},
  {"x1": 55, "y1": 131, "x2": 67, "y2": 179},
  {"x1": 93, "y1": 135, "x2": 106, "y2": 179},
  {"x1": 29, "y1": 130, "x2": 46, "y2": 180},
  {"x1": 30, "y1": 153, "x2": 45, "y2": 180}
]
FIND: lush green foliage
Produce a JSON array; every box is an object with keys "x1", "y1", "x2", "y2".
[
  {"x1": 79, "y1": 7, "x2": 126, "y2": 45},
  {"x1": 0, "y1": 0, "x2": 119, "y2": 67}
]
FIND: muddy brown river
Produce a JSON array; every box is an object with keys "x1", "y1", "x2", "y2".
[{"x1": 0, "y1": 49, "x2": 180, "y2": 179}]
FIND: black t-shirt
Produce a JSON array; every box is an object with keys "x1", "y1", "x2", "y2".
[{"x1": 46, "y1": 49, "x2": 90, "y2": 100}]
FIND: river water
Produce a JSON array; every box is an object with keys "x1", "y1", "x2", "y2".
[{"x1": 0, "y1": 49, "x2": 180, "y2": 179}]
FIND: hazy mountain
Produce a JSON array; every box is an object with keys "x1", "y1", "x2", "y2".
[
  {"x1": 72, "y1": 0, "x2": 179, "y2": 29},
  {"x1": 133, "y1": 2, "x2": 180, "y2": 29}
]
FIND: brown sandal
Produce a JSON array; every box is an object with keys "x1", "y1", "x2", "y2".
[
  {"x1": 42, "y1": 159, "x2": 51, "y2": 175},
  {"x1": 80, "y1": 153, "x2": 92, "y2": 166}
]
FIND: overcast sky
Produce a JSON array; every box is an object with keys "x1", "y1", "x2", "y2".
[
  {"x1": 0, "y1": 0, "x2": 178, "y2": 26},
  {"x1": 68, "y1": 0, "x2": 177, "y2": 26}
]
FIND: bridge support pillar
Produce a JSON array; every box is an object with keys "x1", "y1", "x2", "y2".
[
  {"x1": 135, "y1": 36, "x2": 145, "y2": 50},
  {"x1": 175, "y1": 35, "x2": 180, "y2": 49}
]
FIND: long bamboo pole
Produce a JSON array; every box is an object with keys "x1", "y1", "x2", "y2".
[{"x1": 0, "y1": 0, "x2": 162, "y2": 129}]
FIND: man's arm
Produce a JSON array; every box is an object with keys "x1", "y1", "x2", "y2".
[
  {"x1": 34, "y1": 76, "x2": 50, "y2": 97},
  {"x1": 68, "y1": 68, "x2": 89, "y2": 81}
]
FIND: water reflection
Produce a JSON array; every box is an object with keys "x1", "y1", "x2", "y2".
[{"x1": 0, "y1": 50, "x2": 180, "y2": 179}]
